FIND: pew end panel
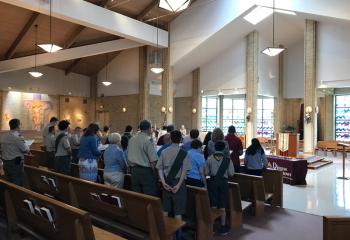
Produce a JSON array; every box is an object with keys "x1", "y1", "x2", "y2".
[
  {"x1": 323, "y1": 216, "x2": 350, "y2": 240},
  {"x1": 263, "y1": 169, "x2": 283, "y2": 207},
  {"x1": 228, "y1": 182, "x2": 252, "y2": 228}
]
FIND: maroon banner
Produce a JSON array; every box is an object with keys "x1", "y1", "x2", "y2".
[{"x1": 267, "y1": 155, "x2": 308, "y2": 185}]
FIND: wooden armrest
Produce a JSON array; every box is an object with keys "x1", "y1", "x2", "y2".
[
  {"x1": 164, "y1": 216, "x2": 186, "y2": 236},
  {"x1": 210, "y1": 208, "x2": 225, "y2": 221},
  {"x1": 265, "y1": 193, "x2": 274, "y2": 201},
  {"x1": 241, "y1": 201, "x2": 252, "y2": 210},
  {"x1": 93, "y1": 226, "x2": 126, "y2": 240}
]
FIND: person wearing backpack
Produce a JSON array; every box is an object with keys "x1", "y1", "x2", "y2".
[
  {"x1": 206, "y1": 140, "x2": 235, "y2": 236},
  {"x1": 156, "y1": 130, "x2": 191, "y2": 239},
  {"x1": 54, "y1": 120, "x2": 72, "y2": 175}
]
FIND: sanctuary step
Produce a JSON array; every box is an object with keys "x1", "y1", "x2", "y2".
[{"x1": 298, "y1": 154, "x2": 333, "y2": 169}]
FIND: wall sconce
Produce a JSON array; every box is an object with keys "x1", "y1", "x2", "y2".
[
  {"x1": 246, "y1": 107, "x2": 252, "y2": 122},
  {"x1": 168, "y1": 106, "x2": 173, "y2": 113},
  {"x1": 192, "y1": 108, "x2": 197, "y2": 114},
  {"x1": 122, "y1": 107, "x2": 127, "y2": 113},
  {"x1": 161, "y1": 106, "x2": 166, "y2": 113},
  {"x1": 315, "y1": 106, "x2": 319, "y2": 114},
  {"x1": 305, "y1": 106, "x2": 313, "y2": 113},
  {"x1": 305, "y1": 106, "x2": 312, "y2": 124},
  {"x1": 99, "y1": 105, "x2": 104, "y2": 109}
]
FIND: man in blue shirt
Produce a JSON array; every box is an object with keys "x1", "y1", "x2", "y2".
[{"x1": 185, "y1": 139, "x2": 207, "y2": 188}]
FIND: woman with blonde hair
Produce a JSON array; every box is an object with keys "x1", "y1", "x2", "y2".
[
  {"x1": 207, "y1": 128, "x2": 230, "y2": 158},
  {"x1": 103, "y1": 133, "x2": 127, "y2": 188}
]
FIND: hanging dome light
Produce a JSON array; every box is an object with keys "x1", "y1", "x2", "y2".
[
  {"x1": 38, "y1": 0, "x2": 62, "y2": 53},
  {"x1": 29, "y1": 25, "x2": 43, "y2": 78},
  {"x1": 159, "y1": 0, "x2": 191, "y2": 13}
]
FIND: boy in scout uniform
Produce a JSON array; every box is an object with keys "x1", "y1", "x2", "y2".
[
  {"x1": 0, "y1": 119, "x2": 30, "y2": 186},
  {"x1": 157, "y1": 130, "x2": 191, "y2": 225},
  {"x1": 54, "y1": 120, "x2": 72, "y2": 175},
  {"x1": 206, "y1": 140, "x2": 235, "y2": 236},
  {"x1": 128, "y1": 120, "x2": 159, "y2": 196}
]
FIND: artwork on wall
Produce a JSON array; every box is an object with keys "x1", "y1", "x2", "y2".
[
  {"x1": 23, "y1": 93, "x2": 52, "y2": 131},
  {"x1": 2, "y1": 91, "x2": 57, "y2": 131}
]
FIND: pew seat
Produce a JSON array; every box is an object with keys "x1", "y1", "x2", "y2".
[
  {"x1": 24, "y1": 165, "x2": 185, "y2": 240},
  {"x1": 323, "y1": 216, "x2": 350, "y2": 240},
  {"x1": 0, "y1": 179, "x2": 124, "y2": 240}
]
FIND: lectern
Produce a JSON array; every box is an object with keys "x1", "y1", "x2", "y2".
[{"x1": 276, "y1": 133, "x2": 300, "y2": 158}]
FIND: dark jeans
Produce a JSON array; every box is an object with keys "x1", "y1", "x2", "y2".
[
  {"x1": 131, "y1": 166, "x2": 159, "y2": 197},
  {"x1": 3, "y1": 158, "x2": 24, "y2": 186},
  {"x1": 54, "y1": 156, "x2": 71, "y2": 175},
  {"x1": 46, "y1": 151, "x2": 55, "y2": 170},
  {"x1": 185, "y1": 177, "x2": 204, "y2": 188},
  {"x1": 71, "y1": 149, "x2": 79, "y2": 164}
]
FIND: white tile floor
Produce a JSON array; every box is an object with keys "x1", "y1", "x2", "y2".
[{"x1": 283, "y1": 154, "x2": 350, "y2": 216}]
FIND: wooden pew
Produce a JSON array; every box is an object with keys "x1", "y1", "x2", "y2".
[
  {"x1": 230, "y1": 173, "x2": 272, "y2": 216},
  {"x1": 0, "y1": 179, "x2": 124, "y2": 240},
  {"x1": 24, "y1": 154, "x2": 40, "y2": 168},
  {"x1": 316, "y1": 140, "x2": 337, "y2": 157},
  {"x1": 323, "y1": 216, "x2": 350, "y2": 240},
  {"x1": 185, "y1": 185, "x2": 225, "y2": 240},
  {"x1": 262, "y1": 169, "x2": 283, "y2": 207},
  {"x1": 30, "y1": 149, "x2": 48, "y2": 168},
  {"x1": 227, "y1": 182, "x2": 252, "y2": 228},
  {"x1": 24, "y1": 165, "x2": 185, "y2": 240}
]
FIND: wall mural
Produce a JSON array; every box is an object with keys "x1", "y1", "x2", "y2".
[{"x1": 2, "y1": 91, "x2": 57, "y2": 131}]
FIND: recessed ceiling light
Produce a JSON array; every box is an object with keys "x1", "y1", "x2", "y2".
[
  {"x1": 102, "y1": 81, "x2": 112, "y2": 86},
  {"x1": 243, "y1": 6, "x2": 273, "y2": 25}
]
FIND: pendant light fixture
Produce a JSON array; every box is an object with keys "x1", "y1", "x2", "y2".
[
  {"x1": 102, "y1": 54, "x2": 112, "y2": 86},
  {"x1": 159, "y1": 0, "x2": 191, "y2": 13},
  {"x1": 38, "y1": 0, "x2": 62, "y2": 53},
  {"x1": 150, "y1": 17, "x2": 164, "y2": 74},
  {"x1": 29, "y1": 25, "x2": 43, "y2": 78},
  {"x1": 261, "y1": 0, "x2": 285, "y2": 57}
]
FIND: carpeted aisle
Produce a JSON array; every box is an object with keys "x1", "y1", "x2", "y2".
[{"x1": 213, "y1": 207, "x2": 323, "y2": 240}]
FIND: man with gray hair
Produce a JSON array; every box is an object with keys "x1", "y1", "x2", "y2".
[{"x1": 128, "y1": 120, "x2": 159, "y2": 196}]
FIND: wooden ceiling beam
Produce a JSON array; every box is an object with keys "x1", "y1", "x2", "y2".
[
  {"x1": 63, "y1": 26, "x2": 86, "y2": 49},
  {"x1": 137, "y1": 0, "x2": 159, "y2": 21},
  {"x1": 5, "y1": 12, "x2": 40, "y2": 59},
  {"x1": 65, "y1": 58, "x2": 83, "y2": 75}
]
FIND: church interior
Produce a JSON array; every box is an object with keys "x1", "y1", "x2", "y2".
[{"x1": 0, "y1": 0, "x2": 350, "y2": 239}]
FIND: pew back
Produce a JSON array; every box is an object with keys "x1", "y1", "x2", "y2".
[
  {"x1": 0, "y1": 179, "x2": 95, "y2": 240},
  {"x1": 323, "y1": 216, "x2": 350, "y2": 240},
  {"x1": 230, "y1": 173, "x2": 266, "y2": 201},
  {"x1": 30, "y1": 149, "x2": 48, "y2": 168}
]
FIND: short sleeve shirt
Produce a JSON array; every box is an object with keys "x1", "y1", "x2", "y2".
[
  {"x1": 55, "y1": 131, "x2": 71, "y2": 157},
  {"x1": 128, "y1": 132, "x2": 158, "y2": 167},
  {"x1": 156, "y1": 144, "x2": 192, "y2": 179}
]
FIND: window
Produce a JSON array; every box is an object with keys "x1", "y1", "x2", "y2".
[
  {"x1": 222, "y1": 97, "x2": 246, "y2": 135},
  {"x1": 335, "y1": 95, "x2": 350, "y2": 141},
  {"x1": 201, "y1": 96, "x2": 218, "y2": 132},
  {"x1": 257, "y1": 98, "x2": 274, "y2": 138}
]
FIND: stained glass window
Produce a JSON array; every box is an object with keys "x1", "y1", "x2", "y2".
[
  {"x1": 335, "y1": 95, "x2": 350, "y2": 141},
  {"x1": 201, "y1": 96, "x2": 218, "y2": 132},
  {"x1": 257, "y1": 98, "x2": 274, "y2": 138},
  {"x1": 222, "y1": 97, "x2": 245, "y2": 134}
]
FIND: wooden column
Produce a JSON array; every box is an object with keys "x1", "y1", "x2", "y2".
[
  {"x1": 192, "y1": 68, "x2": 201, "y2": 129},
  {"x1": 304, "y1": 20, "x2": 318, "y2": 154},
  {"x1": 246, "y1": 31, "x2": 259, "y2": 144},
  {"x1": 138, "y1": 46, "x2": 149, "y2": 121},
  {"x1": 275, "y1": 46, "x2": 285, "y2": 135},
  {"x1": 90, "y1": 75, "x2": 98, "y2": 122},
  {"x1": 162, "y1": 47, "x2": 174, "y2": 125}
]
